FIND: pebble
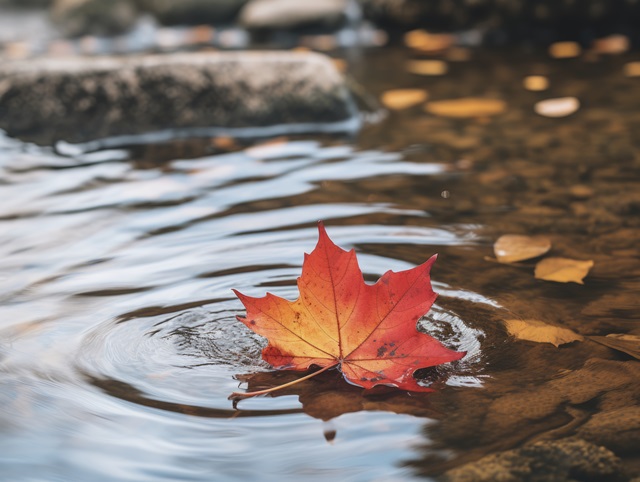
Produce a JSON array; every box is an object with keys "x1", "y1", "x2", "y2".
[
  {"x1": 549, "y1": 41, "x2": 582, "y2": 59},
  {"x1": 406, "y1": 59, "x2": 448, "y2": 76},
  {"x1": 534, "y1": 97, "x2": 580, "y2": 118}
]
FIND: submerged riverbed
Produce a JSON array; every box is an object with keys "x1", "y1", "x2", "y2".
[{"x1": 1, "y1": 46, "x2": 639, "y2": 481}]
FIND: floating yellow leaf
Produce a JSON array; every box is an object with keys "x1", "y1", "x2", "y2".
[
  {"x1": 425, "y1": 97, "x2": 506, "y2": 118},
  {"x1": 623, "y1": 61, "x2": 640, "y2": 78},
  {"x1": 523, "y1": 75, "x2": 549, "y2": 91},
  {"x1": 534, "y1": 257, "x2": 594, "y2": 284},
  {"x1": 589, "y1": 334, "x2": 640, "y2": 360},
  {"x1": 568, "y1": 185, "x2": 593, "y2": 199},
  {"x1": 504, "y1": 319, "x2": 583, "y2": 347},
  {"x1": 592, "y1": 34, "x2": 629, "y2": 55},
  {"x1": 406, "y1": 60, "x2": 448, "y2": 76},
  {"x1": 549, "y1": 41, "x2": 581, "y2": 59},
  {"x1": 404, "y1": 29, "x2": 454, "y2": 52},
  {"x1": 211, "y1": 136, "x2": 237, "y2": 150},
  {"x1": 494, "y1": 234, "x2": 552, "y2": 263},
  {"x1": 446, "y1": 47, "x2": 471, "y2": 62},
  {"x1": 380, "y1": 89, "x2": 428, "y2": 110},
  {"x1": 534, "y1": 97, "x2": 580, "y2": 118}
]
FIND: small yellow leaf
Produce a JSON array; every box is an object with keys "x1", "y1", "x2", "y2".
[
  {"x1": 381, "y1": 89, "x2": 428, "y2": 110},
  {"x1": 549, "y1": 41, "x2": 581, "y2": 59},
  {"x1": 623, "y1": 61, "x2": 640, "y2": 77},
  {"x1": 534, "y1": 257, "x2": 594, "y2": 284},
  {"x1": 523, "y1": 75, "x2": 549, "y2": 91},
  {"x1": 504, "y1": 319, "x2": 583, "y2": 347},
  {"x1": 494, "y1": 234, "x2": 552, "y2": 263},
  {"x1": 568, "y1": 185, "x2": 594, "y2": 199},
  {"x1": 446, "y1": 47, "x2": 471, "y2": 62},
  {"x1": 534, "y1": 97, "x2": 580, "y2": 118},
  {"x1": 406, "y1": 60, "x2": 448, "y2": 76},
  {"x1": 588, "y1": 334, "x2": 640, "y2": 360},
  {"x1": 404, "y1": 30, "x2": 454, "y2": 52},
  {"x1": 425, "y1": 97, "x2": 506, "y2": 118},
  {"x1": 211, "y1": 136, "x2": 237, "y2": 150},
  {"x1": 592, "y1": 34, "x2": 629, "y2": 55}
]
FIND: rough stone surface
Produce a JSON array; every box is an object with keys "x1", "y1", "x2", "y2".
[
  {"x1": 137, "y1": 0, "x2": 248, "y2": 26},
  {"x1": 240, "y1": 0, "x2": 350, "y2": 31},
  {"x1": 50, "y1": 0, "x2": 139, "y2": 37},
  {"x1": 577, "y1": 407, "x2": 640, "y2": 455},
  {"x1": 443, "y1": 438, "x2": 627, "y2": 482},
  {"x1": 0, "y1": 51, "x2": 358, "y2": 144}
]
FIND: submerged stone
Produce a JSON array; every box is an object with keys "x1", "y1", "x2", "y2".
[
  {"x1": 443, "y1": 438, "x2": 627, "y2": 482},
  {"x1": 577, "y1": 407, "x2": 640, "y2": 455},
  {"x1": 0, "y1": 51, "x2": 359, "y2": 145}
]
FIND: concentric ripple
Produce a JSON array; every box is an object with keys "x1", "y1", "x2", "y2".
[{"x1": 0, "y1": 133, "x2": 495, "y2": 481}]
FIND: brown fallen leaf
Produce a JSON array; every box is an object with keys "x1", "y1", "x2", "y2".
[
  {"x1": 549, "y1": 41, "x2": 582, "y2": 59},
  {"x1": 211, "y1": 136, "x2": 237, "y2": 151},
  {"x1": 446, "y1": 47, "x2": 471, "y2": 62},
  {"x1": 534, "y1": 97, "x2": 580, "y2": 118},
  {"x1": 592, "y1": 34, "x2": 629, "y2": 55},
  {"x1": 404, "y1": 29, "x2": 455, "y2": 53},
  {"x1": 504, "y1": 319, "x2": 584, "y2": 347},
  {"x1": 523, "y1": 75, "x2": 549, "y2": 91},
  {"x1": 623, "y1": 61, "x2": 640, "y2": 78},
  {"x1": 588, "y1": 334, "x2": 640, "y2": 360},
  {"x1": 425, "y1": 98, "x2": 506, "y2": 118},
  {"x1": 568, "y1": 185, "x2": 594, "y2": 199},
  {"x1": 406, "y1": 60, "x2": 448, "y2": 76},
  {"x1": 381, "y1": 89, "x2": 428, "y2": 110},
  {"x1": 494, "y1": 234, "x2": 552, "y2": 263},
  {"x1": 534, "y1": 257, "x2": 594, "y2": 284}
]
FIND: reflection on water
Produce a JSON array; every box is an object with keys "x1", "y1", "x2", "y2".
[{"x1": 1, "y1": 48, "x2": 639, "y2": 481}]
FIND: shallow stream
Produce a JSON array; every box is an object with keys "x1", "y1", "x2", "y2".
[{"x1": 1, "y1": 47, "x2": 639, "y2": 480}]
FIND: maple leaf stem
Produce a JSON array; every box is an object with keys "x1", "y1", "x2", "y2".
[{"x1": 230, "y1": 363, "x2": 338, "y2": 400}]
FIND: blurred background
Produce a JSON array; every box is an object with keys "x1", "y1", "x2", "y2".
[{"x1": 2, "y1": 0, "x2": 640, "y2": 57}]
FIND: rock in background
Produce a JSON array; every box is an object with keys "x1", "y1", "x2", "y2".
[
  {"x1": 0, "y1": 0, "x2": 52, "y2": 7},
  {"x1": 360, "y1": 0, "x2": 640, "y2": 45},
  {"x1": 136, "y1": 0, "x2": 248, "y2": 26},
  {"x1": 50, "y1": 0, "x2": 139, "y2": 37},
  {"x1": 5, "y1": 0, "x2": 640, "y2": 45},
  {"x1": 240, "y1": 0, "x2": 352, "y2": 32},
  {"x1": 0, "y1": 51, "x2": 359, "y2": 144},
  {"x1": 443, "y1": 439, "x2": 628, "y2": 482}
]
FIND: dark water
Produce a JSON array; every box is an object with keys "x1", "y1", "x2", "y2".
[{"x1": 1, "y1": 48, "x2": 639, "y2": 481}]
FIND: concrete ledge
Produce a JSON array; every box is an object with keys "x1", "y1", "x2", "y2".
[{"x1": 0, "y1": 51, "x2": 359, "y2": 144}]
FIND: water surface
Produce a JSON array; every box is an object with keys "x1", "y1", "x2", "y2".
[{"x1": 1, "y1": 48, "x2": 639, "y2": 480}]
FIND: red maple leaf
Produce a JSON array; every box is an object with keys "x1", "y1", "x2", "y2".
[{"x1": 232, "y1": 222, "x2": 465, "y2": 397}]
